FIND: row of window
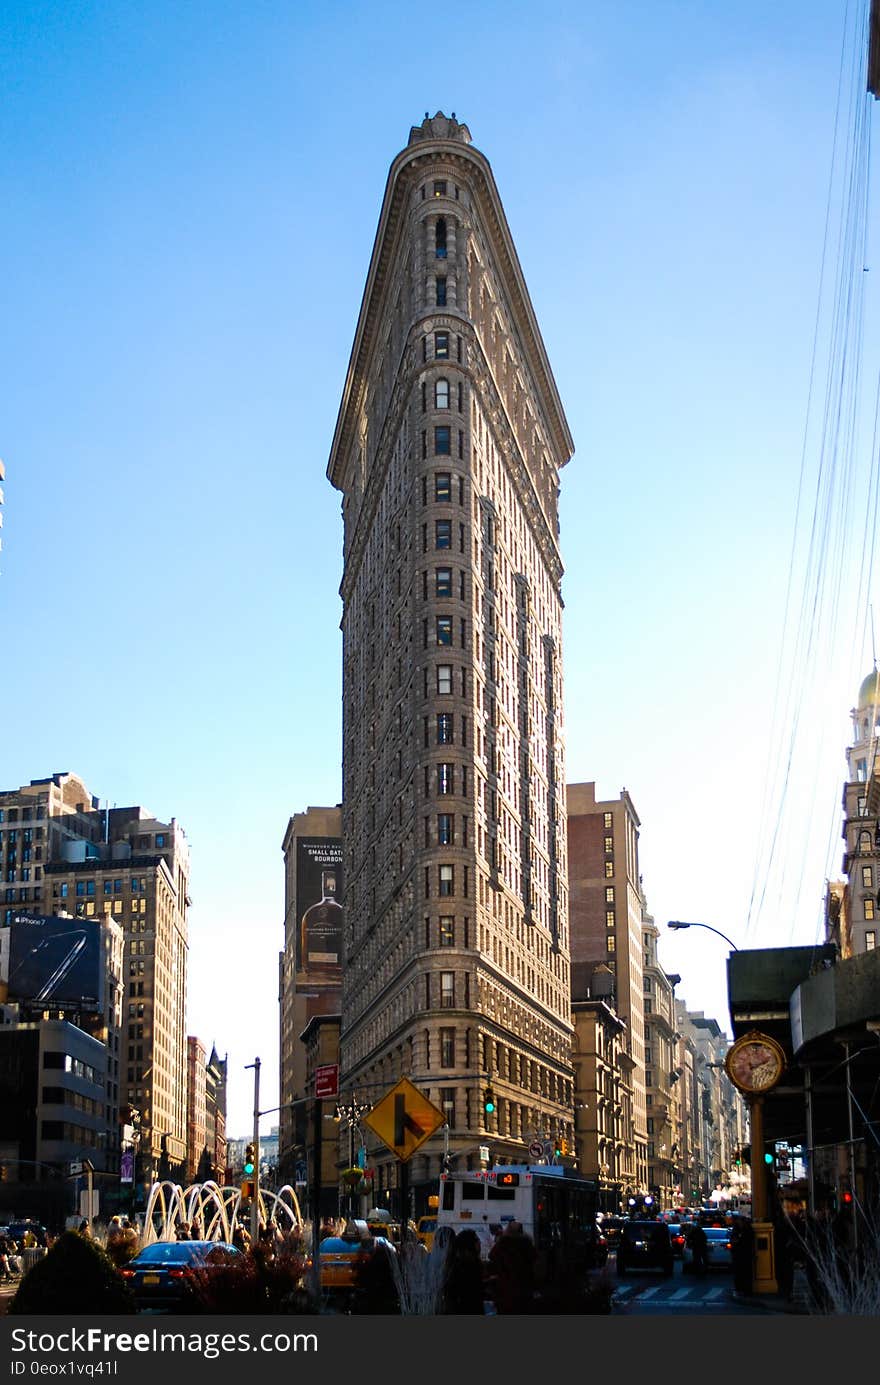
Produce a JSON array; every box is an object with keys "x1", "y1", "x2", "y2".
[
  {"x1": 421, "y1": 472, "x2": 463, "y2": 506},
  {"x1": 423, "y1": 616, "x2": 467, "y2": 649},
  {"x1": 422, "y1": 567, "x2": 466, "y2": 601},
  {"x1": 422, "y1": 332, "x2": 462, "y2": 362},
  {"x1": 423, "y1": 863, "x2": 470, "y2": 899},
  {"x1": 424, "y1": 814, "x2": 466, "y2": 847},
  {"x1": 424, "y1": 763, "x2": 469, "y2": 796},
  {"x1": 0, "y1": 805, "x2": 47, "y2": 822},
  {"x1": 421, "y1": 427, "x2": 465, "y2": 459},
  {"x1": 422, "y1": 180, "x2": 459, "y2": 201},
  {"x1": 421, "y1": 378, "x2": 463, "y2": 412},
  {"x1": 2, "y1": 827, "x2": 43, "y2": 842},
  {"x1": 43, "y1": 1051, "x2": 102, "y2": 1084},
  {"x1": 422, "y1": 519, "x2": 466, "y2": 552}
]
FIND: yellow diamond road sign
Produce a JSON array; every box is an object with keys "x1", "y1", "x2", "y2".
[{"x1": 363, "y1": 1077, "x2": 446, "y2": 1164}]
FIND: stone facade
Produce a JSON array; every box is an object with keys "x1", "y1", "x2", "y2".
[{"x1": 327, "y1": 114, "x2": 575, "y2": 1209}]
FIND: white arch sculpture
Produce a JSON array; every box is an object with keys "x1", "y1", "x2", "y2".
[{"x1": 141, "y1": 1181, "x2": 305, "y2": 1244}]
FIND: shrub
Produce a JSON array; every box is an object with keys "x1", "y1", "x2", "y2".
[
  {"x1": 184, "y1": 1249, "x2": 314, "y2": 1314},
  {"x1": 9, "y1": 1232, "x2": 136, "y2": 1315}
]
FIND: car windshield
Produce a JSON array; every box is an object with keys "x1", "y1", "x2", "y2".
[{"x1": 705, "y1": 1228, "x2": 730, "y2": 1241}]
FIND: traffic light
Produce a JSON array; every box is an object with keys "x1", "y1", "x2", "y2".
[
  {"x1": 483, "y1": 1087, "x2": 496, "y2": 1115},
  {"x1": 734, "y1": 1149, "x2": 742, "y2": 1167},
  {"x1": 560, "y1": 1138, "x2": 569, "y2": 1156},
  {"x1": 240, "y1": 1178, "x2": 254, "y2": 1200},
  {"x1": 243, "y1": 1143, "x2": 256, "y2": 1177}
]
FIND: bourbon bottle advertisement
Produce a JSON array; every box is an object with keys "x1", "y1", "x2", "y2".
[{"x1": 295, "y1": 838, "x2": 343, "y2": 992}]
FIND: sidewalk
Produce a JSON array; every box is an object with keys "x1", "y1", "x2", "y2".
[{"x1": 731, "y1": 1266, "x2": 813, "y2": 1314}]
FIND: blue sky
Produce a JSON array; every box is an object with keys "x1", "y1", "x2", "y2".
[{"x1": 2, "y1": 2, "x2": 878, "y2": 1137}]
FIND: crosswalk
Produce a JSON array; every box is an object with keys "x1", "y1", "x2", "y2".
[{"x1": 613, "y1": 1282, "x2": 730, "y2": 1308}]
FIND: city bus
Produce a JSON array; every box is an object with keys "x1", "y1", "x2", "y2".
[{"x1": 436, "y1": 1164, "x2": 603, "y2": 1276}]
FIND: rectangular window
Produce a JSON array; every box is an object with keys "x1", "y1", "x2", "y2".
[
  {"x1": 862, "y1": 866, "x2": 873, "y2": 888},
  {"x1": 603, "y1": 812, "x2": 613, "y2": 829},
  {"x1": 440, "y1": 916, "x2": 454, "y2": 946},
  {"x1": 435, "y1": 332, "x2": 449, "y2": 359},
  {"x1": 604, "y1": 862, "x2": 614, "y2": 879},
  {"x1": 441, "y1": 1087, "x2": 455, "y2": 1124},
  {"x1": 433, "y1": 180, "x2": 447, "y2": 198},
  {"x1": 607, "y1": 934, "x2": 616, "y2": 951},
  {"x1": 866, "y1": 930, "x2": 876, "y2": 951},
  {"x1": 435, "y1": 472, "x2": 452, "y2": 502},
  {"x1": 441, "y1": 971, "x2": 454, "y2": 1008},
  {"x1": 438, "y1": 813, "x2": 453, "y2": 845},
  {"x1": 866, "y1": 898, "x2": 875, "y2": 920},
  {"x1": 434, "y1": 426, "x2": 451, "y2": 455},
  {"x1": 435, "y1": 567, "x2": 452, "y2": 597},
  {"x1": 438, "y1": 764, "x2": 453, "y2": 794},
  {"x1": 605, "y1": 910, "x2": 615, "y2": 929},
  {"x1": 437, "y1": 713, "x2": 453, "y2": 744},
  {"x1": 435, "y1": 519, "x2": 452, "y2": 549},
  {"x1": 440, "y1": 1028, "x2": 455, "y2": 1068},
  {"x1": 439, "y1": 864, "x2": 454, "y2": 896},
  {"x1": 436, "y1": 616, "x2": 453, "y2": 646},
  {"x1": 605, "y1": 886, "x2": 614, "y2": 903},
  {"x1": 437, "y1": 665, "x2": 453, "y2": 695},
  {"x1": 436, "y1": 277, "x2": 447, "y2": 306}
]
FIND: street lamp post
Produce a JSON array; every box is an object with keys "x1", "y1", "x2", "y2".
[
  {"x1": 667, "y1": 921, "x2": 739, "y2": 951},
  {"x1": 334, "y1": 1096, "x2": 371, "y2": 1216}
]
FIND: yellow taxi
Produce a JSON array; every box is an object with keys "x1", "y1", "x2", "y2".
[{"x1": 415, "y1": 1215, "x2": 436, "y2": 1252}]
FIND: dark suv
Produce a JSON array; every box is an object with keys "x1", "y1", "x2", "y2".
[{"x1": 616, "y1": 1219, "x2": 673, "y2": 1277}]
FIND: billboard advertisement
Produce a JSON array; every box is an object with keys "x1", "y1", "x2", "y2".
[
  {"x1": 6, "y1": 913, "x2": 102, "y2": 1010},
  {"x1": 295, "y1": 837, "x2": 343, "y2": 989}
]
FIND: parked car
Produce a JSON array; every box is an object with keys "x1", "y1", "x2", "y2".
[
  {"x1": 682, "y1": 1225, "x2": 733, "y2": 1273},
  {"x1": 616, "y1": 1219, "x2": 673, "y2": 1277},
  {"x1": 119, "y1": 1239, "x2": 243, "y2": 1312},
  {"x1": 667, "y1": 1222, "x2": 686, "y2": 1258}
]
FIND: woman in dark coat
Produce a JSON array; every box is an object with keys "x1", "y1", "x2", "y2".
[{"x1": 443, "y1": 1229, "x2": 487, "y2": 1314}]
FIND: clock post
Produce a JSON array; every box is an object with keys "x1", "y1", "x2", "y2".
[
  {"x1": 746, "y1": 1093, "x2": 778, "y2": 1294},
  {"x1": 724, "y1": 1030, "x2": 786, "y2": 1295}
]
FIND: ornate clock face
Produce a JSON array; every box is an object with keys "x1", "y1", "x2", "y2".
[{"x1": 725, "y1": 1034, "x2": 785, "y2": 1094}]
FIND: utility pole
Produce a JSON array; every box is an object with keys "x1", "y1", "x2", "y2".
[{"x1": 246, "y1": 1058, "x2": 261, "y2": 1244}]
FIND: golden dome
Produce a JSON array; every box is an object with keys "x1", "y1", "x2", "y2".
[{"x1": 858, "y1": 668, "x2": 880, "y2": 710}]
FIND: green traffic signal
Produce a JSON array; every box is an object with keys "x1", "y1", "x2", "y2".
[{"x1": 483, "y1": 1087, "x2": 496, "y2": 1115}]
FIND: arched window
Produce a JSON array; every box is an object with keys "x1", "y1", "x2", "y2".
[
  {"x1": 435, "y1": 378, "x2": 449, "y2": 409},
  {"x1": 435, "y1": 217, "x2": 447, "y2": 258}
]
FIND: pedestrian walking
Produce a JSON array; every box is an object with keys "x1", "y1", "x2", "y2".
[
  {"x1": 487, "y1": 1220, "x2": 537, "y2": 1314},
  {"x1": 688, "y1": 1222, "x2": 708, "y2": 1274},
  {"x1": 442, "y1": 1229, "x2": 486, "y2": 1314},
  {"x1": 0, "y1": 1233, "x2": 18, "y2": 1281},
  {"x1": 730, "y1": 1218, "x2": 752, "y2": 1293}
]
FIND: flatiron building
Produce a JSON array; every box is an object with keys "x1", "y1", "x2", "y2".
[{"x1": 328, "y1": 113, "x2": 575, "y2": 1206}]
